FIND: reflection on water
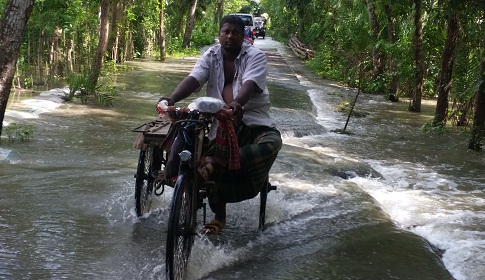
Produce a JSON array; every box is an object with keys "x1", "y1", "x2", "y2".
[{"x1": 2, "y1": 39, "x2": 480, "y2": 280}]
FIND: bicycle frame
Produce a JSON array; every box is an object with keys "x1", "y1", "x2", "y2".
[{"x1": 175, "y1": 111, "x2": 213, "y2": 215}]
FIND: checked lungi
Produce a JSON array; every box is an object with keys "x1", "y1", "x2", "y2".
[{"x1": 206, "y1": 124, "x2": 282, "y2": 203}]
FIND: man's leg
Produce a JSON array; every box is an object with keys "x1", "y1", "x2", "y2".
[{"x1": 209, "y1": 201, "x2": 226, "y2": 222}]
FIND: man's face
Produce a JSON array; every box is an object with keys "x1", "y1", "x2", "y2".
[{"x1": 219, "y1": 23, "x2": 244, "y2": 52}]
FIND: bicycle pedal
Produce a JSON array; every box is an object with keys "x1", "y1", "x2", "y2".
[
  {"x1": 201, "y1": 180, "x2": 216, "y2": 188},
  {"x1": 268, "y1": 183, "x2": 277, "y2": 192}
]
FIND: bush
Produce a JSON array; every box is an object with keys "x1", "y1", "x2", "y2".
[
  {"x1": 65, "y1": 64, "x2": 120, "y2": 106},
  {"x1": 191, "y1": 31, "x2": 215, "y2": 48},
  {"x1": 2, "y1": 123, "x2": 35, "y2": 143},
  {"x1": 66, "y1": 71, "x2": 89, "y2": 101}
]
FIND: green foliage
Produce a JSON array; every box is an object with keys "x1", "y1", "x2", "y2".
[
  {"x1": 66, "y1": 71, "x2": 89, "y2": 101},
  {"x1": 306, "y1": 45, "x2": 346, "y2": 81},
  {"x1": 262, "y1": 0, "x2": 485, "y2": 131},
  {"x1": 336, "y1": 100, "x2": 368, "y2": 118},
  {"x1": 191, "y1": 31, "x2": 216, "y2": 48},
  {"x1": 9, "y1": 0, "x2": 485, "y2": 131},
  {"x1": 165, "y1": 37, "x2": 198, "y2": 57},
  {"x1": 94, "y1": 82, "x2": 119, "y2": 107},
  {"x1": 421, "y1": 119, "x2": 446, "y2": 134},
  {"x1": 64, "y1": 60, "x2": 122, "y2": 106},
  {"x1": 2, "y1": 123, "x2": 35, "y2": 143}
]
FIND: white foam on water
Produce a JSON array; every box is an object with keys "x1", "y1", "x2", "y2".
[
  {"x1": 5, "y1": 88, "x2": 67, "y2": 120},
  {"x1": 0, "y1": 147, "x2": 12, "y2": 162},
  {"x1": 306, "y1": 88, "x2": 346, "y2": 132},
  {"x1": 296, "y1": 74, "x2": 485, "y2": 280},
  {"x1": 2, "y1": 88, "x2": 68, "y2": 159},
  {"x1": 348, "y1": 161, "x2": 485, "y2": 280},
  {"x1": 184, "y1": 236, "x2": 241, "y2": 280}
]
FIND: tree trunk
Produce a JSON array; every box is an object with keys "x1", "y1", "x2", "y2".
[
  {"x1": 159, "y1": 0, "x2": 166, "y2": 61},
  {"x1": 215, "y1": 0, "x2": 224, "y2": 25},
  {"x1": 37, "y1": 29, "x2": 45, "y2": 85},
  {"x1": 124, "y1": 28, "x2": 134, "y2": 61},
  {"x1": 66, "y1": 38, "x2": 74, "y2": 73},
  {"x1": 433, "y1": 8, "x2": 460, "y2": 126},
  {"x1": 49, "y1": 26, "x2": 63, "y2": 78},
  {"x1": 109, "y1": 1, "x2": 124, "y2": 63},
  {"x1": 365, "y1": 0, "x2": 385, "y2": 92},
  {"x1": 88, "y1": 0, "x2": 110, "y2": 94},
  {"x1": 409, "y1": 0, "x2": 424, "y2": 112},
  {"x1": 0, "y1": 0, "x2": 34, "y2": 137},
  {"x1": 384, "y1": 3, "x2": 399, "y2": 102},
  {"x1": 469, "y1": 20, "x2": 485, "y2": 150},
  {"x1": 182, "y1": 0, "x2": 198, "y2": 49}
]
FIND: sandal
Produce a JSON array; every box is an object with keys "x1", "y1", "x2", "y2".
[
  {"x1": 201, "y1": 219, "x2": 225, "y2": 235},
  {"x1": 198, "y1": 162, "x2": 214, "y2": 182}
]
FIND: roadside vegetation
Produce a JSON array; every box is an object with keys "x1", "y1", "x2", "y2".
[
  {"x1": 2, "y1": 123, "x2": 35, "y2": 143},
  {"x1": 262, "y1": 0, "x2": 485, "y2": 150},
  {"x1": 1, "y1": 0, "x2": 485, "y2": 150}
]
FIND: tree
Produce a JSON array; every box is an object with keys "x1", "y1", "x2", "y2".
[
  {"x1": 109, "y1": 0, "x2": 125, "y2": 63},
  {"x1": 285, "y1": 0, "x2": 312, "y2": 35},
  {"x1": 468, "y1": 18, "x2": 485, "y2": 150},
  {"x1": 409, "y1": 0, "x2": 424, "y2": 112},
  {"x1": 433, "y1": 5, "x2": 460, "y2": 126},
  {"x1": 0, "y1": 0, "x2": 34, "y2": 138},
  {"x1": 365, "y1": 0, "x2": 385, "y2": 93},
  {"x1": 384, "y1": 2, "x2": 399, "y2": 101},
  {"x1": 159, "y1": 0, "x2": 166, "y2": 61},
  {"x1": 215, "y1": 0, "x2": 224, "y2": 25},
  {"x1": 182, "y1": 0, "x2": 198, "y2": 49},
  {"x1": 87, "y1": 0, "x2": 110, "y2": 94}
]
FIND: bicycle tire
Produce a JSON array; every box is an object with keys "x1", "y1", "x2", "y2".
[
  {"x1": 166, "y1": 172, "x2": 196, "y2": 280},
  {"x1": 135, "y1": 145, "x2": 160, "y2": 217}
]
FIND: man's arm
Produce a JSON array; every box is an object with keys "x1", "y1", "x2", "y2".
[
  {"x1": 228, "y1": 80, "x2": 262, "y2": 124},
  {"x1": 169, "y1": 76, "x2": 201, "y2": 103},
  {"x1": 233, "y1": 80, "x2": 262, "y2": 107},
  {"x1": 235, "y1": 49, "x2": 267, "y2": 107}
]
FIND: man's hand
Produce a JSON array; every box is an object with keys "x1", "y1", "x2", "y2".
[
  {"x1": 227, "y1": 101, "x2": 243, "y2": 125},
  {"x1": 157, "y1": 97, "x2": 174, "y2": 106},
  {"x1": 157, "y1": 97, "x2": 176, "y2": 120}
]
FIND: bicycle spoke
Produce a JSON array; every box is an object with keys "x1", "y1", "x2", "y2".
[
  {"x1": 166, "y1": 173, "x2": 196, "y2": 280},
  {"x1": 135, "y1": 145, "x2": 159, "y2": 216}
]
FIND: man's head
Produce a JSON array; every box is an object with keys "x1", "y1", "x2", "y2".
[
  {"x1": 219, "y1": 15, "x2": 245, "y2": 52},
  {"x1": 220, "y1": 15, "x2": 245, "y2": 34}
]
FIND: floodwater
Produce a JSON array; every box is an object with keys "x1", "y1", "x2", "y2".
[{"x1": 1, "y1": 38, "x2": 483, "y2": 280}]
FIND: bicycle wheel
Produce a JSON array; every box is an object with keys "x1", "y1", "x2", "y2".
[
  {"x1": 166, "y1": 172, "x2": 196, "y2": 280},
  {"x1": 134, "y1": 145, "x2": 160, "y2": 217}
]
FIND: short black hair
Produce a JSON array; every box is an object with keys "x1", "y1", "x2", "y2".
[{"x1": 220, "y1": 15, "x2": 245, "y2": 34}]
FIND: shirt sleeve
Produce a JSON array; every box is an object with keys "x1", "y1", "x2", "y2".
[
  {"x1": 189, "y1": 50, "x2": 211, "y2": 91},
  {"x1": 241, "y1": 49, "x2": 267, "y2": 92}
]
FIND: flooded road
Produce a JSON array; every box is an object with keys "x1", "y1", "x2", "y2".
[{"x1": 2, "y1": 38, "x2": 483, "y2": 279}]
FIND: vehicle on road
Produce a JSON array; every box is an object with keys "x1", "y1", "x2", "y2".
[
  {"x1": 232, "y1": 13, "x2": 256, "y2": 41},
  {"x1": 253, "y1": 17, "x2": 266, "y2": 39}
]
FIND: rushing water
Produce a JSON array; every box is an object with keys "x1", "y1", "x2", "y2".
[{"x1": 1, "y1": 38, "x2": 483, "y2": 280}]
